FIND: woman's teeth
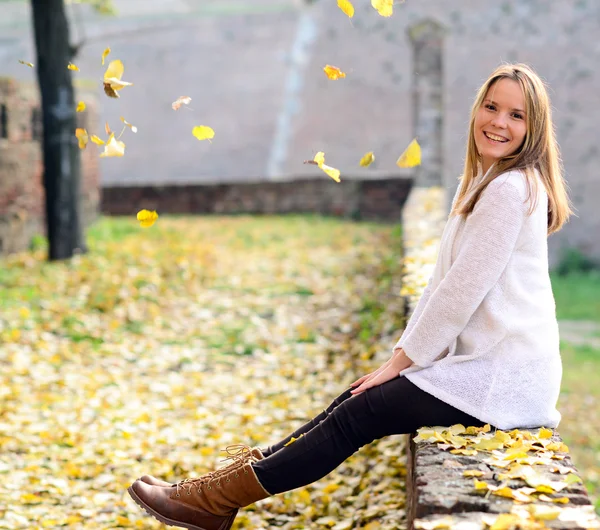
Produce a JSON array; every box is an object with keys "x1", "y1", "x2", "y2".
[{"x1": 484, "y1": 132, "x2": 508, "y2": 143}]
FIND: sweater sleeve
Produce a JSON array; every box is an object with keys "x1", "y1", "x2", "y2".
[
  {"x1": 400, "y1": 177, "x2": 527, "y2": 368},
  {"x1": 394, "y1": 181, "x2": 464, "y2": 351}
]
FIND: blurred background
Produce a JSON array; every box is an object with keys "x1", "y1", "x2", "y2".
[{"x1": 1, "y1": 0, "x2": 599, "y2": 268}]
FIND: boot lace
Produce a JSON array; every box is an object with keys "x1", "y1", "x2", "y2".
[{"x1": 174, "y1": 444, "x2": 258, "y2": 496}]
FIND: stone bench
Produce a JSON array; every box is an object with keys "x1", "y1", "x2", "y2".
[{"x1": 405, "y1": 426, "x2": 600, "y2": 530}]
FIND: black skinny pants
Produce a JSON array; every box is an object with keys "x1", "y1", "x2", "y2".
[{"x1": 251, "y1": 375, "x2": 487, "y2": 495}]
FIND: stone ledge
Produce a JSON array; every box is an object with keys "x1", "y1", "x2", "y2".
[{"x1": 406, "y1": 428, "x2": 600, "y2": 530}]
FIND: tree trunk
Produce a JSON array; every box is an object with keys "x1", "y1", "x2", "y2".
[{"x1": 31, "y1": 0, "x2": 87, "y2": 261}]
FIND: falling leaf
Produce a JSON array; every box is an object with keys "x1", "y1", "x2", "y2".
[
  {"x1": 172, "y1": 96, "x2": 192, "y2": 110},
  {"x1": 136, "y1": 209, "x2": 158, "y2": 228},
  {"x1": 323, "y1": 65, "x2": 346, "y2": 80},
  {"x1": 75, "y1": 128, "x2": 88, "y2": 149},
  {"x1": 337, "y1": 0, "x2": 354, "y2": 18},
  {"x1": 105, "y1": 121, "x2": 112, "y2": 135},
  {"x1": 120, "y1": 116, "x2": 137, "y2": 133},
  {"x1": 359, "y1": 152, "x2": 375, "y2": 167},
  {"x1": 192, "y1": 126, "x2": 215, "y2": 142},
  {"x1": 67, "y1": 62, "x2": 80, "y2": 71},
  {"x1": 90, "y1": 135, "x2": 105, "y2": 146},
  {"x1": 396, "y1": 138, "x2": 421, "y2": 168},
  {"x1": 371, "y1": 0, "x2": 394, "y2": 17},
  {"x1": 304, "y1": 152, "x2": 341, "y2": 183},
  {"x1": 18, "y1": 60, "x2": 34, "y2": 68},
  {"x1": 103, "y1": 59, "x2": 133, "y2": 98},
  {"x1": 101, "y1": 47, "x2": 111, "y2": 65},
  {"x1": 99, "y1": 133, "x2": 125, "y2": 157},
  {"x1": 76, "y1": 101, "x2": 86, "y2": 112}
]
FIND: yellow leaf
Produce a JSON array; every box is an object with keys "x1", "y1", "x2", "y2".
[
  {"x1": 120, "y1": 116, "x2": 138, "y2": 133},
  {"x1": 473, "y1": 479, "x2": 489, "y2": 490},
  {"x1": 101, "y1": 47, "x2": 111, "y2": 65},
  {"x1": 337, "y1": 0, "x2": 354, "y2": 18},
  {"x1": 313, "y1": 151, "x2": 325, "y2": 166},
  {"x1": 396, "y1": 138, "x2": 421, "y2": 168},
  {"x1": 76, "y1": 101, "x2": 86, "y2": 112},
  {"x1": 463, "y1": 470, "x2": 484, "y2": 477},
  {"x1": 136, "y1": 209, "x2": 158, "y2": 228},
  {"x1": 192, "y1": 125, "x2": 215, "y2": 142},
  {"x1": 103, "y1": 59, "x2": 133, "y2": 95},
  {"x1": 67, "y1": 62, "x2": 79, "y2": 71},
  {"x1": 488, "y1": 514, "x2": 521, "y2": 530},
  {"x1": 304, "y1": 152, "x2": 341, "y2": 183},
  {"x1": 172, "y1": 96, "x2": 192, "y2": 110},
  {"x1": 359, "y1": 151, "x2": 375, "y2": 167},
  {"x1": 527, "y1": 504, "x2": 561, "y2": 520},
  {"x1": 284, "y1": 434, "x2": 304, "y2": 446},
  {"x1": 75, "y1": 128, "x2": 88, "y2": 149},
  {"x1": 105, "y1": 121, "x2": 112, "y2": 135},
  {"x1": 538, "y1": 427, "x2": 553, "y2": 439},
  {"x1": 90, "y1": 135, "x2": 105, "y2": 145},
  {"x1": 323, "y1": 65, "x2": 346, "y2": 80},
  {"x1": 371, "y1": 0, "x2": 394, "y2": 17},
  {"x1": 18, "y1": 59, "x2": 34, "y2": 68},
  {"x1": 99, "y1": 133, "x2": 125, "y2": 157},
  {"x1": 20, "y1": 493, "x2": 43, "y2": 504}
]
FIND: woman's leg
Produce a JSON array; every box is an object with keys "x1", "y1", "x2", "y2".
[
  {"x1": 260, "y1": 387, "x2": 355, "y2": 457},
  {"x1": 252, "y1": 375, "x2": 486, "y2": 494}
]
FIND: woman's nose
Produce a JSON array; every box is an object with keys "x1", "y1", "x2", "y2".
[{"x1": 491, "y1": 114, "x2": 508, "y2": 128}]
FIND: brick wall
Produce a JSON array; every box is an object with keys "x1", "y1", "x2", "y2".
[
  {"x1": 101, "y1": 176, "x2": 413, "y2": 222},
  {"x1": 0, "y1": 77, "x2": 100, "y2": 255}
]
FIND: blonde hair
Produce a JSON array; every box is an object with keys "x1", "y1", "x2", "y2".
[{"x1": 450, "y1": 63, "x2": 574, "y2": 235}]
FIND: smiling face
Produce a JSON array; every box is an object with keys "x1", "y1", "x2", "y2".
[{"x1": 474, "y1": 77, "x2": 527, "y2": 175}]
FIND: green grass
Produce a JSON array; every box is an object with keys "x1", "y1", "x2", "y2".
[{"x1": 550, "y1": 270, "x2": 600, "y2": 322}]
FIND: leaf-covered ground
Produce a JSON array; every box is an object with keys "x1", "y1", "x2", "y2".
[{"x1": 0, "y1": 215, "x2": 408, "y2": 530}]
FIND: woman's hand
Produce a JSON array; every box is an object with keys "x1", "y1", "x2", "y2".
[{"x1": 349, "y1": 348, "x2": 414, "y2": 396}]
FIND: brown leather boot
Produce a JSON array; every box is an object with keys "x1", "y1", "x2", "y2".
[
  {"x1": 140, "y1": 445, "x2": 265, "y2": 487},
  {"x1": 128, "y1": 457, "x2": 271, "y2": 530}
]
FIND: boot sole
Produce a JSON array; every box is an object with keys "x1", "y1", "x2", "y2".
[{"x1": 127, "y1": 485, "x2": 238, "y2": 530}]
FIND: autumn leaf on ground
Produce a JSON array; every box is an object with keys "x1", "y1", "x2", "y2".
[
  {"x1": 359, "y1": 152, "x2": 375, "y2": 167},
  {"x1": 120, "y1": 116, "x2": 137, "y2": 133},
  {"x1": 18, "y1": 60, "x2": 34, "y2": 68},
  {"x1": 101, "y1": 47, "x2": 111, "y2": 65},
  {"x1": 136, "y1": 209, "x2": 158, "y2": 227},
  {"x1": 67, "y1": 62, "x2": 80, "y2": 71},
  {"x1": 337, "y1": 0, "x2": 354, "y2": 18},
  {"x1": 76, "y1": 101, "x2": 86, "y2": 112},
  {"x1": 192, "y1": 126, "x2": 215, "y2": 142},
  {"x1": 304, "y1": 152, "x2": 341, "y2": 183},
  {"x1": 371, "y1": 0, "x2": 394, "y2": 17},
  {"x1": 103, "y1": 59, "x2": 133, "y2": 98},
  {"x1": 75, "y1": 128, "x2": 88, "y2": 149},
  {"x1": 172, "y1": 96, "x2": 192, "y2": 110},
  {"x1": 99, "y1": 133, "x2": 125, "y2": 157},
  {"x1": 323, "y1": 65, "x2": 346, "y2": 80},
  {"x1": 396, "y1": 138, "x2": 421, "y2": 168}
]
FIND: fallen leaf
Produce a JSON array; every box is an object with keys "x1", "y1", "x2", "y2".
[
  {"x1": 75, "y1": 128, "x2": 88, "y2": 149},
  {"x1": 304, "y1": 152, "x2": 341, "y2": 183},
  {"x1": 323, "y1": 65, "x2": 346, "y2": 80},
  {"x1": 172, "y1": 96, "x2": 192, "y2": 110},
  {"x1": 67, "y1": 62, "x2": 80, "y2": 71},
  {"x1": 99, "y1": 133, "x2": 125, "y2": 157},
  {"x1": 136, "y1": 209, "x2": 158, "y2": 228},
  {"x1": 101, "y1": 47, "x2": 111, "y2": 65},
  {"x1": 120, "y1": 116, "x2": 138, "y2": 133},
  {"x1": 76, "y1": 101, "x2": 86, "y2": 112},
  {"x1": 103, "y1": 59, "x2": 133, "y2": 98},
  {"x1": 337, "y1": 0, "x2": 354, "y2": 18},
  {"x1": 359, "y1": 152, "x2": 375, "y2": 167},
  {"x1": 192, "y1": 126, "x2": 215, "y2": 142},
  {"x1": 396, "y1": 138, "x2": 421, "y2": 168},
  {"x1": 18, "y1": 60, "x2": 34, "y2": 68},
  {"x1": 371, "y1": 0, "x2": 394, "y2": 17}
]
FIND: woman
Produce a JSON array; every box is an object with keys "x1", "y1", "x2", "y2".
[{"x1": 127, "y1": 63, "x2": 574, "y2": 530}]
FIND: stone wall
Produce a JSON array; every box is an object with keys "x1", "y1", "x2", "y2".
[
  {"x1": 101, "y1": 176, "x2": 413, "y2": 221},
  {"x1": 0, "y1": 77, "x2": 100, "y2": 255}
]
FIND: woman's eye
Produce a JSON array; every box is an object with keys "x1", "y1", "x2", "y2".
[
  {"x1": 512, "y1": 113, "x2": 523, "y2": 120},
  {"x1": 485, "y1": 104, "x2": 495, "y2": 111}
]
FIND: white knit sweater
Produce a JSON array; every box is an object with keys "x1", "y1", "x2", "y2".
[{"x1": 395, "y1": 168, "x2": 562, "y2": 430}]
